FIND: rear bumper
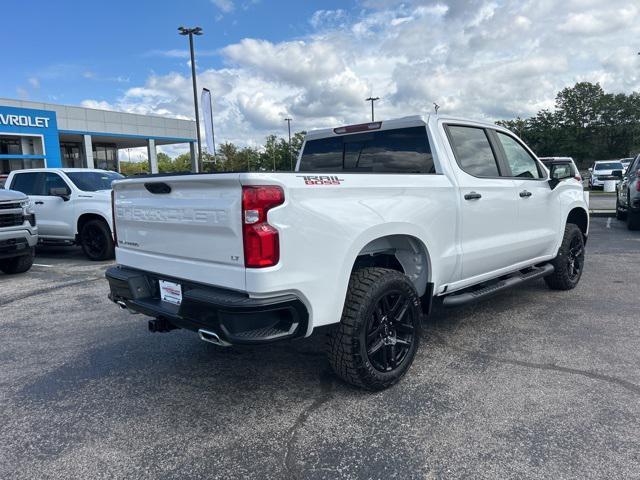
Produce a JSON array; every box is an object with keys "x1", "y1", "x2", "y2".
[{"x1": 105, "y1": 265, "x2": 309, "y2": 345}]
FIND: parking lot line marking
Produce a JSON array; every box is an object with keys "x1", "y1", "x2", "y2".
[
  {"x1": 606, "y1": 217, "x2": 612, "y2": 229},
  {"x1": 33, "y1": 263, "x2": 54, "y2": 267}
]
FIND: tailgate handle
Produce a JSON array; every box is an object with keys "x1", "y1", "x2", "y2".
[{"x1": 144, "y1": 182, "x2": 171, "y2": 194}]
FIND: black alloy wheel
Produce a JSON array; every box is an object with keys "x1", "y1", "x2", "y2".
[
  {"x1": 566, "y1": 235, "x2": 584, "y2": 282},
  {"x1": 366, "y1": 291, "x2": 416, "y2": 373},
  {"x1": 80, "y1": 219, "x2": 115, "y2": 261}
]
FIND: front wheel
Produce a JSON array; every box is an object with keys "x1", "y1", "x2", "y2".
[
  {"x1": 80, "y1": 219, "x2": 114, "y2": 261},
  {"x1": 544, "y1": 224, "x2": 585, "y2": 291},
  {"x1": 0, "y1": 248, "x2": 34, "y2": 274},
  {"x1": 327, "y1": 267, "x2": 421, "y2": 390}
]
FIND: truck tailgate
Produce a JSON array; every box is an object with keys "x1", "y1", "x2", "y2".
[{"x1": 113, "y1": 174, "x2": 245, "y2": 291}]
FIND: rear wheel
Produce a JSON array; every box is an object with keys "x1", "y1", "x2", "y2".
[
  {"x1": 0, "y1": 248, "x2": 34, "y2": 274},
  {"x1": 80, "y1": 219, "x2": 114, "y2": 261},
  {"x1": 544, "y1": 224, "x2": 585, "y2": 291},
  {"x1": 327, "y1": 267, "x2": 421, "y2": 390},
  {"x1": 615, "y1": 197, "x2": 627, "y2": 220}
]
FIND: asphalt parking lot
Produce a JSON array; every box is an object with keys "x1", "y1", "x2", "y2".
[{"x1": 1, "y1": 217, "x2": 639, "y2": 479}]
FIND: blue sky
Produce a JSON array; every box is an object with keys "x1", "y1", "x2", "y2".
[
  {"x1": 3, "y1": 0, "x2": 639, "y2": 154},
  {"x1": 2, "y1": 0, "x2": 355, "y2": 105}
]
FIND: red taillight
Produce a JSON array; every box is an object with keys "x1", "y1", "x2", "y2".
[
  {"x1": 111, "y1": 189, "x2": 117, "y2": 244},
  {"x1": 242, "y1": 186, "x2": 284, "y2": 268}
]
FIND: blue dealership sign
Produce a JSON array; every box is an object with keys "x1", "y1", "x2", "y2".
[{"x1": 0, "y1": 105, "x2": 61, "y2": 167}]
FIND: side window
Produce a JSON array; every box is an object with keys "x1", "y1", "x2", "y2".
[
  {"x1": 496, "y1": 132, "x2": 541, "y2": 179},
  {"x1": 43, "y1": 173, "x2": 69, "y2": 195},
  {"x1": 10, "y1": 172, "x2": 43, "y2": 195},
  {"x1": 447, "y1": 126, "x2": 500, "y2": 177}
]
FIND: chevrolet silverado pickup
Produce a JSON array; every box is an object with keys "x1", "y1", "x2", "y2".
[
  {"x1": 5, "y1": 168, "x2": 122, "y2": 260},
  {"x1": 0, "y1": 189, "x2": 37, "y2": 274},
  {"x1": 106, "y1": 115, "x2": 589, "y2": 390}
]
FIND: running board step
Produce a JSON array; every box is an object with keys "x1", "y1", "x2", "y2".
[{"x1": 442, "y1": 263, "x2": 555, "y2": 308}]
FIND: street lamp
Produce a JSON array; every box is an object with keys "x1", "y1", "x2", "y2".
[
  {"x1": 284, "y1": 117, "x2": 292, "y2": 170},
  {"x1": 178, "y1": 26, "x2": 203, "y2": 173},
  {"x1": 365, "y1": 96, "x2": 379, "y2": 121}
]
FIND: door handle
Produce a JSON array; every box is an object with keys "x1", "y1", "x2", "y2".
[
  {"x1": 519, "y1": 190, "x2": 532, "y2": 198},
  {"x1": 35, "y1": 201, "x2": 44, "y2": 205},
  {"x1": 464, "y1": 192, "x2": 482, "y2": 200}
]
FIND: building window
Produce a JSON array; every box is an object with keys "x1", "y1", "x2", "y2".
[
  {"x1": 0, "y1": 158, "x2": 45, "y2": 174},
  {"x1": 92, "y1": 144, "x2": 118, "y2": 171},
  {"x1": 0, "y1": 135, "x2": 22, "y2": 155},
  {"x1": 60, "y1": 142, "x2": 84, "y2": 168}
]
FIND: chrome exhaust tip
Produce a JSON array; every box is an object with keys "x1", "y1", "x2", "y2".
[
  {"x1": 198, "y1": 329, "x2": 231, "y2": 347},
  {"x1": 116, "y1": 299, "x2": 138, "y2": 314}
]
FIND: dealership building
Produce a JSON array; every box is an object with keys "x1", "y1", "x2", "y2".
[{"x1": 0, "y1": 98, "x2": 197, "y2": 175}]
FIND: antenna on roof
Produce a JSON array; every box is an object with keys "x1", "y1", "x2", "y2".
[{"x1": 433, "y1": 102, "x2": 440, "y2": 115}]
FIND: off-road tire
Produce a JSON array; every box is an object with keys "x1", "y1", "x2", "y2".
[
  {"x1": 0, "y1": 247, "x2": 34, "y2": 274},
  {"x1": 544, "y1": 224, "x2": 585, "y2": 291},
  {"x1": 615, "y1": 197, "x2": 627, "y2": 220},
  {"x1": 80, "y1": 219, "x2": 114, "y2": 261},
  {"x1": 327, "y1": 267, "x2": 421, "y2": 390}
]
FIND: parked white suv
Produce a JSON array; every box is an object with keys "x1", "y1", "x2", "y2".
[
  {"x1": 106, "y1": 115, "x2": 589, "y2": 390},
  {"x1": 5, "y1": 168, "x2": 122, "y2": 260}
]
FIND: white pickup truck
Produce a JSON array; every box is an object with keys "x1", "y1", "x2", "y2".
[
  {"x1": 106, "y1": 115, "x2": 589, "y2": 390},
  {"x1": 5, "y1": 168, "x2": 122, "y2": 260}
]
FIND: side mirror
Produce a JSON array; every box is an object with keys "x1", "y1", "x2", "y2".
[
  {"x1": 612, "y1": 170, "x2": 623, "y2": 179},
  {"x1": 588, "y1": 167, "x2": 593, "y2": 172},
  {"x1": 550, "y1": 164, "x2": 572, "y2": 180},
  {"x1": 50, "y1": 187, "x2": 71, "y2": 201}
]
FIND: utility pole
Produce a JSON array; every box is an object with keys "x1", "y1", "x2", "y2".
[
  {"x1": 284, "y1": 117, "x2": 292, "y2": 171},
  {"x1": 178, "y1": 26, "x2": 203, "y2": 173},
  {"x1": 365, "y1": 96, "x2": 380, "y2": 121}
]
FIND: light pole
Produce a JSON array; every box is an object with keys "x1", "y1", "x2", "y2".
[
  {"x1": 178, "y1": 26, "x2": 203, "y2": 173},
  {"x1": 365, "y1": 96, "x2": 379, "y2": 121},
  {"x1": 284, "y1": 117, "x2": 292, "y2": 170}
]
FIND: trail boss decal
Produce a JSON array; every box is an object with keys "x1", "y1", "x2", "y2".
[{"x1": 297, "y1": 175, "x2": 344, "y2": 185}]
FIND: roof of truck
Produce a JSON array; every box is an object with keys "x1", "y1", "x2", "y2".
[{"x1": 304, "y1": 114, "x2": 503, "y2": 141}]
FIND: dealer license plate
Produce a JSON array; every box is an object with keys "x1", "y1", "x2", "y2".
[{"x1": 159, "y1": 280, "x2": 182, "y2": 305}]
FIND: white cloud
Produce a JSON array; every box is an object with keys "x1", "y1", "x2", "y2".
[
  {"x1": 211, "y1": 0, "x2": 234, "y2": 13},
  {"x1": 28, "y1": 77, "x2": 40, "y2": 88},
  {"x1": 82, "y1": 0, "x2": 640, "y2": 149},
  {"x1": 80, "y1": 99, "x2": 115, "y2": 110}
]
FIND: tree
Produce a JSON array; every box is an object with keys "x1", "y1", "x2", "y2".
[
  {"x1": 498, "y1": 82, "x2": 640, "y2": 168},
  {"x1": 119, "y1": 160, "x2": 149, "y2": 176}
]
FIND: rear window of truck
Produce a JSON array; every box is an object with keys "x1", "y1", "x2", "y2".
[{"x1": 299, "y1": 126, "x2": 435, "y2": 174}]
